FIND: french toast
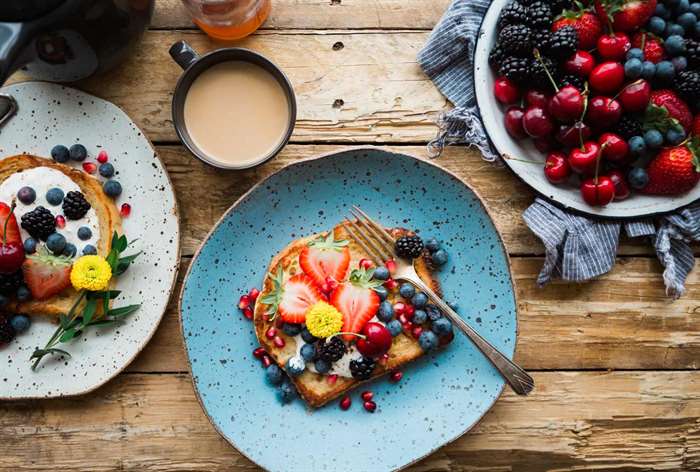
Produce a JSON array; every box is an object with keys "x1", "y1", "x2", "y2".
[{"x1": 254, "y1": 222, "x2": 444, "y2": 408}]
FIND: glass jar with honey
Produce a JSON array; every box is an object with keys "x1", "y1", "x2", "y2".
[{"x1": 181, "y1": 0, "x2": 271, "y2": 41}]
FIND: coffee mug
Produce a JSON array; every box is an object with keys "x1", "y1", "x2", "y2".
[{"x1": 169, "y1": 40, "x2": 296, "y2": 170}]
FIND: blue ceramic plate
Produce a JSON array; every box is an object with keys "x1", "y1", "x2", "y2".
[{"x1": 179, "y1": 148, "x2": 518, "y2": 472}]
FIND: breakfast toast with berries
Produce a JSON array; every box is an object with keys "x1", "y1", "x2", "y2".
[
  {"x1": 0, "y1": 154, "x2": 121, "y2": 317},
  {"x1": 254, "y1": 222, "x2": 444, "y2": 408}
]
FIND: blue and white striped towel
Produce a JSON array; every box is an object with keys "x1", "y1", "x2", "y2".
[{"x1": 418, "y1": 0, "x2": 700, "y2": 298}]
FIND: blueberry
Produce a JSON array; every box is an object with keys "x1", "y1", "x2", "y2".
[
  {"x1": 677, "y1": 0, "x2": 691, "y2": 14},
  {"x1": 374, "y1": 285, "x2": 388, "y2": 301},
  {"x1": 399, "y1": 283, "x2": 415, "y2": 299},
  {"x1": 625, "y1": 58, "x2": 643, "y2": 79},
  {"x1": 425, "y1": 237, "x2": 441, "y2": 253},
  {"x1": 77, "y1": 226, "x2": 92, "y2": 241},
  {"x1": 82, "y1": 244, "x2": 97, "y2": 255},
  {"x1": 314, "y1": 358, "x2": 331, "y2": 374},
  {"x1": 447, "y1": 300, "x2": 459, "y2": 311},
  {"x1": 17, "y1": 186, "x2": 36, "y2": 205},
  {"x1": 666, "y1": 127, "x2": 686, "y2": 145},
  {"x1": 45, "y1": 187, "x2": 64, "y2": 205},
  {"x1": 628, "y1": 167, "x2": 649, "y2": 190},
  {"x1": 656, "y1": 3, "x2": 672, "y2": 19},
  {"x1": 51, "y1": 145, "x2": 70, "y2": 163},
  {"x1": 672, "y1": 56, "x2": 688, "y2": 72},
  {"x1": 300, "y1": 343, "x2": 317, "y2": 362},
  {"x1": 23, "y1": 237, "x2": 37, "y2": 254},
  {"x1": 412, "y1": 309, "x2": 427, "y2": 324},
  {"x1": 46, "y1": 232, "x2": 66, "y2": 254},
  {"x1": 641, "y1": 61, "x2": 657, "y2": 79},
  {"x1": 418, "y1": 331, "x2": 438, "y2": 352},
  {"x1": 281, "y1": 322, "x2": 302, "y2": 336},
  {"x1": 300, "y1": 327, "x2": 317, "y2": 343},
  {"x1": 62, "y1": 243, "x2": 77, "y2": 258},
  {"x1": 0, "y1": 295, "x2": 7, "y2": 307},
  {"x1": 425, "y1": 304, "x2": 442, "y2": 321},
  {"x1": 69, "y1": 144, "x2": 87, "y2": 161},
  {"x1": 678, "y1": 12, "x2": 697, "y2": 29},
  {"x1": 691, "y1": 3, "x2": 700, "y2": 16},
  {"x1": 372, "y1": 266, "x2": 390, "y2": 280},
  {"x1": 655, "y1": 60, "x2": 676, "y2": 81},
  {"x1": 665, "y1": 35, "x2": 686, "y2": 56},
  {"x1": 648, "y1": 16, "x2": 667, "y2": 35},
  {"x1": 431, "y1": 249, "x2": 448, "y2": 266},
  {"x1": 432, "y1": 317, "x2": 453, "y2": 336},
  {"x1": 276, "y1": 387, "x2": 295, "y2": 404},
  {"x1": 377, "y1": 300, "x2": 394, "y2": 322},
  {"x1": 386, "y1": 319, "x2": 402, "y2": 337},
  {"x1": 286, "y1": 355, "x2": 305, "y2": 376},
  {"x1": 411, "y1": 292, "x2": 428, "y2": 308},
  {"x1": 99, "y1": 162, "x2": 115, "y2": 178},
  {"x1": 644, "y1": 129, "x2": 664, "y2": 149},
  {"x1": 266, "y1": 364, "x2": 283, "y2": 385},
  {"x1": 16, "y1": 286, "x2": 30, "y2": 302},
  {"x1": 629, "y1": 136, "x2": 647, "y2": 156},
  {"x1": 665, "y1": 23, "x2": 685, "y2": 37},
  {"x1": 9, "y1": 314, "x2": 30, "y2": 333},
  {"x1": 103, "y1": 180, "x2": 122, "y2": 198}
]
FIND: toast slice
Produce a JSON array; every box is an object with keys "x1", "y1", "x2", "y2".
[
  {"x1": 254, "y1": 222, "x2": 442, "y2": 408},
  {"x1": 0, "y1": 154, "x2": 121, "y2": 317}
]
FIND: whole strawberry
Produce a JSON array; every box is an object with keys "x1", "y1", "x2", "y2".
[
  {"x1": 693, "y1": 115, "x2": 700, "y2": 137},
  {"x1": 631, "y1": 32, "x2": 665, "y2": 64},
  {"x1": 594, "y1": 0, "x2": 657, "y2": 32},
  {"x1": 553, "y1": 9, "x2": 603, "y2": 50},
  {"x1": 643, "y1": 139, "x2": 700, "y2": 196},
  {"x1": 650, "y1": 90, "x2": 693, "y2": 132}
]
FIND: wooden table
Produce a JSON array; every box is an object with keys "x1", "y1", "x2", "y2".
[{"x1": 3, "y1": 1, "x2": 700, "y2": 470}]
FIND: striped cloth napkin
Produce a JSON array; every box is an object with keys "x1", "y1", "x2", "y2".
[{"x1": 418, "y1": 0, "x2": 700, "y2": 298}]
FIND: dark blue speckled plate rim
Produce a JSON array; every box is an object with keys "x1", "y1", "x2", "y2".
[{"x1": 177, "y1": 146, "x2": 520, "y2": 471}]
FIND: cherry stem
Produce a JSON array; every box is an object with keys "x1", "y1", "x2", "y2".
[
  {"x1": 595, "y1": 142, "x2": 609, "y2": 185},
  {"x1": 330, "y1": 332, "x2": 366, "y2": 341},
  {"x1": 533, "y1": 49, "x2": 559, "y2": 93},
  {"x1": 3, "y1": 199, "x2": 15, "y2": 247},
  {"x1": 613, "y1": 79, "x2": 643, "y2": 101},
  {"x1": 502, "y1": 155, "x2": 543, "y2": 165}
]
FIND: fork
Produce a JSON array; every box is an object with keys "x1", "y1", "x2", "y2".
[{"x1": 344, "y1": 206, "x2": 534, "y2": 396}]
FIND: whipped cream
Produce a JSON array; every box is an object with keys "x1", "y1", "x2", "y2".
[{"x1": 0, "y1": 167, "x2": 101, "y2": 254}]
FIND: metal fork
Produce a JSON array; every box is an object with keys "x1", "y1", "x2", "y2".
[{"x1": 344, "y1": 206, "x2": 534, "y2": 396}]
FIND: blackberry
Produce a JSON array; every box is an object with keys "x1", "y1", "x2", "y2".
[
  {"x1": 0, "y1": 315, "x2": 14, "y2": 344},
  {"x1": 544, "y1": 26, "x2": 578, "y2": 60},
  {"x1": 318, "y1": 336, "x2": 346, "y2": 363},
  {"x1": 488, "y1": 45, "x2": 506, "y2": 70},
  {"x1": 675, "y1": 70, "x2": 700, "y2": 104},
  {"x1": 395, "y1": 235, "x2": 424, "y2": 259},
  {"x1": 497, "y1": 24, "x2": 533, "y2": 56},
  {"x1": 21, "y1": 206, "x2": 55, "y2": 241},
  {"x1": 531, "y1": 28, "x2": 552, "y2": 47},
  {"x1": 559, "y1": 74, "x2": 584, "y2": 90},
  {"x1": 528, "y1": 55, "x2": 556, "y2": 84},
  {"x1": 526, "y1": 1, "x2": 552, "y2": 29},
  {"x1": 497, "y1": 1, "x2": 528, "y2": 30},
  {"x1": 0, "y1": 271, "x2": 23, "y2": 296},
  {"x1": 549, "y1": 0, "x2": 573, "y2": 14},
  {"x1": 614, "y1": 115, "x2": 643, "y2": 140},
  {"x1": 686, "y1": 39, "x2": 700, "y2": 68},
  {"x1": 62, "y1": 191, "x2": 91, "y2": 220},
  {"x1": 349, "y1": 356, "x2": 376, "y2": 381},
  {"x1": 499, "y1": 56, "x2": 531, "y2": 85}
]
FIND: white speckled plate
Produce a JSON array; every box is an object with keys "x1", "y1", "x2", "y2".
[{"x1": 0, "y1": 82, "x2": 179, "y2": 399}]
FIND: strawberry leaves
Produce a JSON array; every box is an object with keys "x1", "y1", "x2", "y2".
[
  {"x1": 643, "y1": 103, "x2": 681, "y2": 133},
  {"x1": 307, "y1": 232, "x2": 349, "y2": 251},
  {"x1": 687, "y1": 137, "x2": 700, "y2": 173},
  {"x1": 348, "y1": 268, "x2": 384, "y2": 290},
  {"x1": 260, "y1": 266, "x2": 284, "y2": 319}
]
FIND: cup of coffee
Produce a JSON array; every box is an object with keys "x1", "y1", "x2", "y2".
[{"x1": 169, "y1": 40, "x2": 296, "y2": 170}]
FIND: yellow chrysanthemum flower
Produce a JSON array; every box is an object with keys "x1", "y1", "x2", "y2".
[
  {"x1": 70, "y1": 255, "x2": 112, "y2": 291},
  {"x1": 305, "y1": 301, "x2": 343, "y2": 338}
]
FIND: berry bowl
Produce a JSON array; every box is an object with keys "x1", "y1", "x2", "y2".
[{"x1": 474, "y1": 0, "x2": 700, "y2": 219}]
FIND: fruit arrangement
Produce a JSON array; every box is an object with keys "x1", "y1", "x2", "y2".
[{"x1": 490, "y1": 0, "x2": 700, "y2": 206}]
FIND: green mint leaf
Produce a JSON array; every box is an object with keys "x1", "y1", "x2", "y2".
[
  {"x1": 107, "y1": 304, "x2": 141, "y2": 319},
  {"x1": 82, "y1": 299, "x2": 97, "y2": 325}
]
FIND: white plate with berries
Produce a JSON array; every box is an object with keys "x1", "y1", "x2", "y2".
[
  {"x1": 475, "y1": 0, "x2": 700, "y2": 218},
  {"x1": 0, "y1": 82, "x2": 179, "y2": 399}
]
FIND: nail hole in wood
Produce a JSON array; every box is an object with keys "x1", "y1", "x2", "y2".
[
  {"x1": 333, "y1": 99, "x2": 344, "y2": 108},
  {"x1": 332, "y1": 41, "x2": 344, "y2": 51},
  {"x1": 330, "y1": 0, "x2": 341, "y2": 4}
]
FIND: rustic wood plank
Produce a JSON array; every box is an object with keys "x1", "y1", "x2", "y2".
[
  {"x1": 153, "y1": 0, "x2": 450, "y2": 30},
  {"x1": 127, "y1": 255, "x2": 700, "y2": 372},
  {"x1": 2, "y1": 372, "x2": 698, "y2": 471}
]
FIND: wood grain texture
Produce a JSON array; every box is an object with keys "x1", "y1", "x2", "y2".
[
  {"x1": 2, "y1": 372, "x2": 698, "y2": 471},
  {"x1": 153, "y1": 0, "x2": 451, "y2": 30}
]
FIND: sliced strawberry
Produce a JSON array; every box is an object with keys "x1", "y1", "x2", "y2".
[
  {"x1": 0, "y1": 202, "x2": 22, "y2": 244},
  {"x1": 330, "y1": 268, "x2": 381, "y2": 341},
  {"x1": 0, "y1": 202, "x2": 24, "y2": 273},
  {"x1": 22, "y1": 250, "x2": 72, "y2": 300},
  {"x1": 260, "y1": 269, "x2": 324, "y2": 324},
  {"x1": 299, "y1": 232, "x2": 350, "y2": 287}
]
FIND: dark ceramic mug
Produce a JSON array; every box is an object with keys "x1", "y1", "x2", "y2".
[{"x1": 169, "y1": 40, "x2": 296, "y2": 170}]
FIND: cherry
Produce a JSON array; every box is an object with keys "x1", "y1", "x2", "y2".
[
  {"x1": 564, "y1": 51, "x2": 596, "y2": 77},
  {"x1": 589, "y1": 62, "x2": 625, "y2": 94},
  {"x1": 598, "y1": 133, "x2": 630, "y2": 163},
  {"x1": 356, "y1": 322, "x2": 393, "y2": 358},
  {"x1": 581, "y1": 176, "x2": 616, "y2": 206},
  {"x1": 522, "y1": 106, "x2": 554, "y2": 138},
  {"x1": 569, "y1": 141, "x2": 601, "y2": 176},
  {"x1": 525, "y1": 89, "x2": 551, "y2": 108},
  {"x1": 608, "y1": 170, "x2": 631, "y2": 200},
  {"x1": 533, "y1": 135, "x2": 559, "y2": 153},
  {"x1": 549, "y1": 85, "x2": 586, "y2": 123},
  {"x1": 556, "y1": 122, "x2": 592, "y2": 148},
  {"x1": 597, "y1": 33, "x2": 631, "y2": 61},
  {"x1": 544, "y1": 152, "x2": 571, "y2": 184},
  {"x1": 586, "y1": 96, "x2": 622, "y2": 128},
  {"x1": 618, "y1": 79, "x2": 651, "y2": 113},
  {"x1": 494, "y1": 76, "x2": 520, "y2": 105},
  {"x1": 504, "y1": 106, "x2": 527, "y2": 140}
]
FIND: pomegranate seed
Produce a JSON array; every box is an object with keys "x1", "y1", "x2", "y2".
[
  {"x1": 238, "y1": 294, "x2": 251, "y2": 310},
  {"x1": 390, "y1": 371, "x2": 403, "y2": 383},
  {"x1": 402, "y1": 321, "x2": 414, "y2": 333},
  {"x1": 327, "y1": 374, "x2": 338, "y2": 385},
  {"x1": 320, "y1": 282, "x2": 330, "y2": 293},
  {"x1": 120, "y1": 203, "x2": 131, "y2": 217},
  {"x1": 397, "y1": 313, "x2": 409, "y2": 325},
  {"x1": 325, "y1": 276, "x2": 338, "y2": 291},
  {"x1": 248, "y1": 288, "x2": 260, "y2": 301},
  {"x1": 339, "y1": 395, "x2": 352, "y2": 410},
  {"x1": 361, "y1": 391, "x2": 373, "y2": 402},
  {"x1": 385, "y1": 259, "x2": 397, "y2": 273},
  {"x1": 273, "y1": 335, "x2": 285, "y2": 348},
  {"x1": 393, "y1": 302, "x2": 406, "y2": 315},
  {"x1": 412, "y1": 326, "x2": 424, "y2": 339},
  {"x1": 359, "y1": 258, "x2": 373, "y2": 269},
  {"x1": 381, "y1": 353, "x2": 390, "y2": 362},
  {"x1": 261, "y1": 355, "x2": 272, "y2": 367},
  {"x1": 384, "y1": 279, "x2": 398, "y2": 290},
  {"x1": 82, "y1": 162, "x2": 97, "y2": 174},
  {"x1": 274, "y1": 317, "x2": 284, "y2": 328},
  {"x1": 253, "y1": 347, "x2": 266, "y2": 359},
  {"x1": 363, "y1": 400, "x2": 377, "y2": 413},
  {"x1": 404, "y1": 304, "x2": 415, "y2": 317},
  {"x1": 243, "y1": 307, "x2": 253, "y2": 319},
  {"x1": 97, "y1": 150, "x2": 109, "y2": 163},
  {"x1": 55, "y1": 215, "x2": 66, "y2": 229},
  {"x1": 265, "y1": 327, "x2": 277, "y2": 339}
]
